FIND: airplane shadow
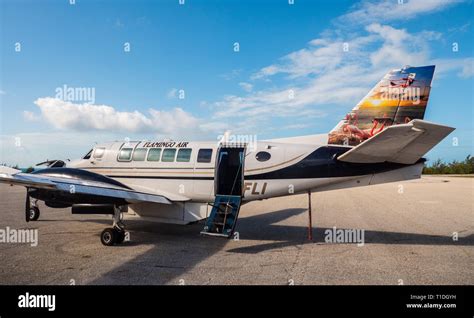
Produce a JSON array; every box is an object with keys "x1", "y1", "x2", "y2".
[{"x1": 87, "y1": 207, "x2": 472, "y2": 284}]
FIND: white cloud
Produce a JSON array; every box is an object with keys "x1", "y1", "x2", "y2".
[
  {"x1": 447, "y1": 22, "x2": 471, "y2": 34},
  {"x1": 431, "y1": 57, "x2": 474, "y2": 79},
  {"x1": 114, "y1": 18, "x2": 124, "y2": 28},
  {"x1": 219, "y1": 69, "x2": 242, "y2": 80},
  {"x1": 365, "y1": 23, "x2": 439, "y2": 68},
  {"x1": 22, "y1": 110, "x2": 40, "y2": 121},
  {"x1": 339, "y1": 0, "x2": 463, "y2": 25},
  {"x1": 282, "y1": 123, "x2": 311, "y2": 130},
  {"x1": 238, "y1": 82, "x2": 253, "y2": 92},
  {"x1": 31, "y1": 97, "x2": 201, "y2": 135},
  {"x1": 251, "y1": 65, "x2": 279, "y2": 80},
  {"x1": 250, "y1": 34, "x2": 378, "y2": 81},
  {"x1": 0, "y1": 90, "x2": 5, "y2": 95},
  {"x1": 460, "y1": 60, "x2": 474, "y2": 78},
  {"x1": 167, "y1": 88, "x2": 178, "y2": 99}
]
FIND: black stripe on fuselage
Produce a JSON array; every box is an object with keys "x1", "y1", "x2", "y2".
[{"x1": 246, "y1": 146, "x2": 423, "y2": 180}]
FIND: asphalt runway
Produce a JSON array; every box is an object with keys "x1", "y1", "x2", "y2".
[{"x1": 0, "y1": 176, "x2": 472, "y2": 285}]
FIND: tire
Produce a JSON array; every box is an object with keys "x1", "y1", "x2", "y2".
[
  {"x1": 29, "y1": 207, "x2": 40, "y2": 221},
  {"x1": 100, "y1": 228, "x2": 116, "y2": 246},
  {"x1": 114, "y1": 229, "x2": 126, "y2": 244}
]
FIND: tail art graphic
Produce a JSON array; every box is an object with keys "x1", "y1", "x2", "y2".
[{"x1": 328, "y1": 65, "x2": 435, "y2": 146}]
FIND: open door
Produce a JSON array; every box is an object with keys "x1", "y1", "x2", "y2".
[
  {"x1": 201, "y1": 145, "x2": 245, "y2": 237},
  {"x1": 214, "y1": 147, "x2": 245, "y2": 196}
]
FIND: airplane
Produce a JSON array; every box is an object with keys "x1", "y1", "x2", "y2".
[{"x1": 0, "y1": 65, "x2": 455, "y2": 246}]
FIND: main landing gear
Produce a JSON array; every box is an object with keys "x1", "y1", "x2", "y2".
[{"x1": 100, "y1": 206, "x2": 127, "y2": 246}]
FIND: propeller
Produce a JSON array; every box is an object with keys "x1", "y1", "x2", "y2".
[
  {"x1": 35, "y1": 160, "x2": 66, "y2": 168},
  {"x1": 25, "y1": 191, "x2": 31, "y2": 222}
]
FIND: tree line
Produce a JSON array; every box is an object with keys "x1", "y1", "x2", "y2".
[{"x1": 423, "y1": 155, "x2": 474, "y2": 174}]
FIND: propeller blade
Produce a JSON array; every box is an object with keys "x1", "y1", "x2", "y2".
[
  {"x1": 35, "y1": 160, "x2": 54, "y2": 166},
  {"x1": 35, "y1": 159, "x2": 65, "y2": 167}
]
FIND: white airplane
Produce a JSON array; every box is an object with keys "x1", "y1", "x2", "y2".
[{"x1": 0, "y1": 65, "x2": 454, "y2": 246}]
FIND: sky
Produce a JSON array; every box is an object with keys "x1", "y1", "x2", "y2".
[{"x1": 0, "y1": 0, "x2": 473, "y2": 167}]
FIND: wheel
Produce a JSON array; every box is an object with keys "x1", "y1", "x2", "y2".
[
  {"x1": 100, "y1": 228, "x2": 116, "y2": 246},
  {"x1": 114, "y1": 228, "x2": 126, "y2": 244},
  {"x1": 29, "y1": 207, "x2": 40, "y2": 221}
]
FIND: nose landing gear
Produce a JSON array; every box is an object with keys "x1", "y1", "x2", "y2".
[
  {"x1": 25, "y1": 191, "x2": 40, "y2": 222},
  {"x1": 100, "y1": 206, "x2": 127, "y2": 246},
  {"x1": 29, "y1": 205, "x2": 40, "y2": 221}
]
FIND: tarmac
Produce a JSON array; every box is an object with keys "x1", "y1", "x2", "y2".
[{"x1": 0, "y1": 176, "x2": 472, "y2": 285}]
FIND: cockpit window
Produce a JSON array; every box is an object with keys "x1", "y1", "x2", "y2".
[
  {"x1": 93, "y1": 147, "x2": 106, "y2": 159},
  {"x1": 83, "y1": 149, "x2": 93, "y2": 159},
  {"x1": 118, "y1": 148, "x2": 133, "y2": 161}
]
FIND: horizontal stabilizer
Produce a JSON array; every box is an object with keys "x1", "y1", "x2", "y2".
[{"x1": 337, "y1": 119, "x2": 455, "y2": 164}]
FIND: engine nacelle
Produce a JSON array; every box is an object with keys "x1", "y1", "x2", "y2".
[
  {"x1": 71, "y1": 204, "x2": 115, "y2": 215},
  {"x1": 45, "y1": 201, "x2": 72, "y2": 208}
]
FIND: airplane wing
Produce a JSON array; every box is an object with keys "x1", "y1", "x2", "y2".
[
  {"x1": 337, "y1": 119, "x2": 455, "y2": 164},
  {"x1": 0, "y1": 167, "x2": 172, "y2": 205}
]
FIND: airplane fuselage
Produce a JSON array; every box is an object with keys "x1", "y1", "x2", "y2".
[{"x1": 65, "y1": 137, "x2": 424, "y2": 224}]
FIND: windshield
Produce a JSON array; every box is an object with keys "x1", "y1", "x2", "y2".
[{"x1": 83, "y1": 149, "x2": 93, "y2": 159}]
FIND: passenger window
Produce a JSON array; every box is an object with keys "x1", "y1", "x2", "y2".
[
  {"x1": 177, "y1": 148, "x2": 192, "y2": 162},
  {"x1": 93, "y1": 147, "x2": 105, "y2": 159},
  {"x1": 161, "y1": 148, "x2": 177, "y2": 162},
  {"x1": 147, "y1": 148, "x2": 162, "y2": 161},
  {"x1": 132, "y1": 148, "x2": 147, "y2": 161},
  {"x1": 197, "y1": 149, "x2": 213, "y2": 163},
  {"x1": 118, "y1": 148, "x2": 133, "y2": 161}
]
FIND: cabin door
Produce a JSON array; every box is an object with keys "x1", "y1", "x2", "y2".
[{"x1": 214, "y1": 146, "x2": 245, "y2": 196}]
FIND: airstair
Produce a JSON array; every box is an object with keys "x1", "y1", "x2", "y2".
[{"x1": 200, "y1": 195, "x2": 241, "y2": 237}]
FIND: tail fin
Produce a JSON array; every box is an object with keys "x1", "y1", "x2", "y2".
[{"x1": 328, "y1": 65, "x2": 435, "y2": 146}]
